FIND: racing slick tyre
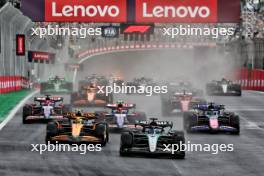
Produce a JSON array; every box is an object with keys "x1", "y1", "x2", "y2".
[
  {"x1": 184, "y1": 113, "x2": 196, "y2": 133},
  {"x1": 236, "y1": 90, "x2": 242, "y2": 96},
  {"x1": 120, "y1": 132, "x2": 133, "y2": 156},
  {"x1": 46, "y1": 121, "x2": 59, "y2": 144},
  {"x1": 22, "y1": 106, "x2": 32, "y2": 124},
  {"x1": 232, "y1": 85, "x2": 242, "y2": 96},
  {"x1": 172, "y1": 135, "x2": 185, "y2": 159},
  {"x1": 230, "y1": 115, "x2": 240, "y2": 135},
  {"x1": 106, "y1": 124, "x2": 109, "y2": 142},
  {"x1": 96, "y1": 123, "x2": 108, "y2": 146}
]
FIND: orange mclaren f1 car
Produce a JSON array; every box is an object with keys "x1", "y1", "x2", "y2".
[{"x1": 45, "y1": 111, "x2": 109, "y2": 146}]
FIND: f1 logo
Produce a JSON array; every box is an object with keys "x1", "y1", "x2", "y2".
[
  {"x1": 121, "y1": 23, "x2": 154, "y2": 34},
  {"x1": 124, "y1": 25, "x2": 151, "y2": 33}
]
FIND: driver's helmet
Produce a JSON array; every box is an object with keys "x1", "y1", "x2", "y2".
[
  {"x1": 117, "y1": 100, "x2": 124, "y2": 105},
  {"x1": 149, "y1": 121, "x2": 158, "y2": 126},
  {"x1": 89, "y1": 83, "x2": 96, "y2": 89},
  {"x1": 208, "y1": 103, "x2": 215, "y2": 110},
  {"x1": 45, "y1": 95, "x2": 51, "y2": 101},
  {"x1": 148, "y1": 127, "x2": 155, "y2": 134},
  {"x1": 75, "y1": 110, "x2": 82, "y2": 117},
  {"x1": 117, "y1": 101, "x2": 124, "y2": 108}
]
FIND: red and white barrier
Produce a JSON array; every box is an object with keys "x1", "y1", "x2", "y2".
[
  {"x1": 235, "y1": 68, "x2": 264, "y2": 91},
  {"x1": 0, "y1": 76, "x2": 29, "y2": 94}
]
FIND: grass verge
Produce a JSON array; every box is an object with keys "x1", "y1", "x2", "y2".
[{"x1": 0, "y1": 90, "x2": 31, "y2": 122}]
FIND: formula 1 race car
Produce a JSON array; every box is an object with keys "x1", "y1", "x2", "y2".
[
  {"x1": 71, "y1": 76, "x2": 113, "y2": 107},
  {"x1": 183, "y1": 103, "x2": 240, "y2": 134},
  {"x1": 40, "y1": 76, "x2": 73, "y2": 94},
  {"x1": 161, "y1": 82, "x2": 205, "y2": 116},
  {"x1": 206, "y1": 78, "x2": 241, "y2": 96},
  {"x1": 22, "y1": 95, "x2": 71, "y2": 124},
  {"x1": 46, "y1": 111, "x2": 109, "y2": 145},
  {"x1": 120, "y1": 118, "x2": 185, "y2": 159},
  {"x1": 97, "y1": 101, "x2": 147, "y2": 130}
]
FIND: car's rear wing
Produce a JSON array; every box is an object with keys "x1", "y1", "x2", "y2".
[
  {"x1": 64, "y1": 112, "x2": 100, "y2": 120},
  {"x1": 49, "y1": 77, "x2": 65, "y2": 81},
  {"x1": 194, "y1": 103, "x2": 225, "y2": 111},
  {"x1": 135, "y1": 119, "x2": 173, "y2": 129},
  {"x1": 174, "y1": 91, "x2": 193, "y2": 96},
  {"x1": 34, "y1": 96, "x2": 63, "y2": 102},
  {"x1": 105, "y1": 103, "x2": 136, "y2": 109}
]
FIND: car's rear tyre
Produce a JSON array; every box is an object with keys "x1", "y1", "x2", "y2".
[
  {"x1": 230, "y1": 115, "x2": 240, "y2": 135},
  {"x1": 184, "y1": 113, "x2": 196, "y2": 133},
  {"x1": 120, "y1": 132, "x2": 133, "y2": 147},
  {"x1": 22, "y1": 106, "x2": 32, "y2": 124},
  {"x1": 236, "y1": 90, "x2": 242, "y2": 96},
  {"x1": 96, "y1": 123, "x2": 107, "y2": 146},
  {"x1": 46, "y1": 121, "x2": 59, "y2": 143},
  {"x1": 120, "y1": 132, "x2": 133, "y2": 156},
  {"x1": 172, "y1": 135, "x2": 185, "y2": 159},
  {"x1": 47, "y1": 122, "x2": 59, "y2": 135}
]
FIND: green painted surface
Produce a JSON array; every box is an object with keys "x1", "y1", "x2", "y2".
[{"x1": 0, "y1": 90, "x2": 30, "y2": 122}]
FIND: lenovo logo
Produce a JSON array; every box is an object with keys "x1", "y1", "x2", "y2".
[
  {"x1": 136, "y1": 0, "x2": 218, "y2": 23},
  {"x1": 45, "y1": 0, "x2": 127, "y2": 22}
]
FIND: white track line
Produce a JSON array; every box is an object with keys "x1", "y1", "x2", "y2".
[
  {"x1": 0, "y1": 90, "x2": 38, "y2": 131},
  {"x1": 238, "y1": 114, "x2": 264, "y2": 130}
]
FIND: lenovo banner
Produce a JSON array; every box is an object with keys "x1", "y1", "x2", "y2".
[
  {"x1": 28, "y1": 51, "x2": 55, "y2": 64},
  {"x1": 135, "y1": 0, "x2": 240, "y2": 23},
  {"x1": 21, "y1": 0, "x2": 240, "y2": 23},
  {"x1": 22, "y1": 0, "x2": 127, "y2": 22}
]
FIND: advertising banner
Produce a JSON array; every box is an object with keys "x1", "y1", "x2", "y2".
[{"x1": 21, "y1": 0, "x2": 240, "y2": 23}]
